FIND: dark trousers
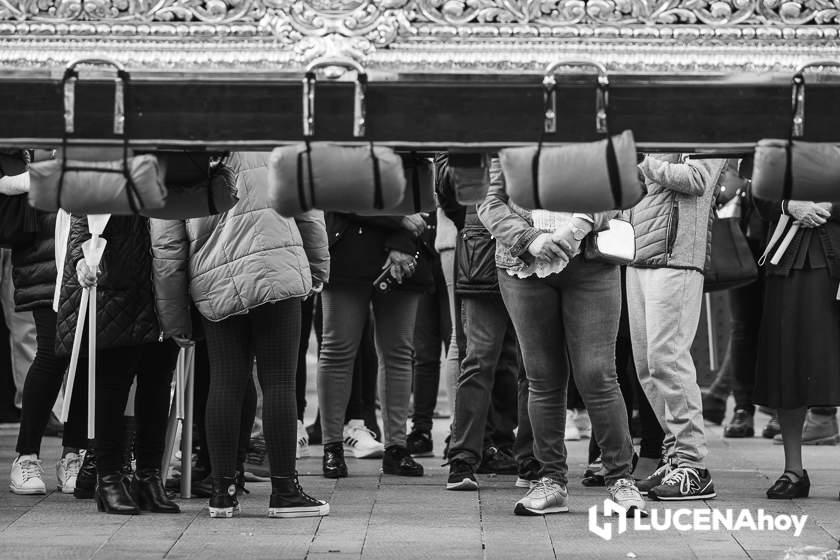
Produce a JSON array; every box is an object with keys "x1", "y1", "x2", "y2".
[
  {"x1": 16, "y1": 308, "x2": 87, "y2": 455},
  {"x1": 92, "y1": 341, "x2": 179, "y2": 474},
  {"x1": 193, "y1": 340, "x2": 257, "y2": 473},
  {"x1": 204, "y1": 300, "x2": 301, "y2": 478},
  {"x1": 412, "y1": 265, "x2": 452, "y2": 433},
  {"x1": 0, "y1": 309, "x2": 15, "y2": 419},
  {"x1": 449, "y1": 295, "x2": 519, "y2": 466},
  {"x1": 709, "y1": 268, "x2": 764, "y2": 415},
  {"x1": 297, "y1": 296, "x2": 316, "y2": 422}
]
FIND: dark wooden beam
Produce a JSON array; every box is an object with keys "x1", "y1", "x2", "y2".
[{"x1": 0, "y1": 73, "x2": 836, "y2": 151}]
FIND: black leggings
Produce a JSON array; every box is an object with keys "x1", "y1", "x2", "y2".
[
  {"x1": 192, "y1": 340, "x2": 257, "y2": 473},
  {"x1": 16, "y1": 308, "x2": 87, "y2": 455},
  {"x1": 204, "y1": 300, "x2": 300, "y2": 478},
  {"x1": 91, "y1": 341, "x2": 179, "y2": 474}
]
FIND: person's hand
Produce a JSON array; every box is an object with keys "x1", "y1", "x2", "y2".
[
  {"x1": 384, "y1": 250, "x2": 416, "y2": 283},
  {"x1": 305, "y1": 281, "x2": 324, "y2": 300},
  {"x1": 400, "y1": 213, "x2": 428, "y2": 237},
  {"x1": 172, "y1": 335, "x2": 193, "y2": 348},
  {"x1": 76, "y1": 259, "x2": 100, "y2": 289},
  {"x1": 550, "y1": 220, "x2": 592, "y2": 259},
  {"x1": 526, "y1": 233, "x2": 566, "y2": 261},
  {"x1": 788, "y1": 200, "x2": 831, "y2": 228}
]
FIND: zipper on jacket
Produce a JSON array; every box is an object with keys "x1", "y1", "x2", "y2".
[{"x1": 665, "y1": 199, "x2": 679, "y2": 260}]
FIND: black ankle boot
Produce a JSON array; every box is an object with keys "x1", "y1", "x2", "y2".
[
  {"x1": 131, "y1": 468, "x2": 180, "y2": 513},
  {"x1": 382, "y1": 445, "x2": 424, "y2": 477},
  {"x1": 268, "y1": 474, "x2": 329, "y2": 518},
  {"x1": 209, "y1": 476, "x2": 240, "y2": 518},
  {"x1": 95, "y1": 472, "x2": 139, "y2": 515},
  {"x1": 74, "y1": 449, "x2": 97, "y2": 499},
  {"x1": 322, "y1": 443, "x2": 348, "y2": 479}
]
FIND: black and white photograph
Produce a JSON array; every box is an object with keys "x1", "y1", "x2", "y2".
[{"x1": 0, "y1": 2, "x2": 839, "y2": 558}]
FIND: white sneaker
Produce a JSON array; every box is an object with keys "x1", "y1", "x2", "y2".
[
  {"x1": 573, "y1": 409, "x2": 592, "y2": 439},
  {"x1": 608, "y1": 478, "x2": 647, "y2": 517},
  {"x1": 343, "y1": 419, "x2": 384, "y2": 459},
  {"x1": 10, "y1": 455, "x2": 46, "y2": 495},
  {"x1": 56, "y1": 452, "x2": 82, "y2": 494},
  {"x1": 296, "y1": 420, "x2": 310, "y2": 459},
  {"x1": 514, "y1": 477, "x2": 570, "y2": 516},
  {"x1": 564, "y1": 410, "x2": 581, "y2": 441}
]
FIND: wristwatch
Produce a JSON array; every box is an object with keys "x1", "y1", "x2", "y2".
[{"x1": 569, "y1": 222, "x2": 588, "y2": 241}]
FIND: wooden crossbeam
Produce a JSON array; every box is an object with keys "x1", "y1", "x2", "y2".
[{"x1": 1, "y1": 73, "x2": 838, "y2": 151}]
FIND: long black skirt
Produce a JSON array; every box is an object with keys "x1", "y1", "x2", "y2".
[{"x1": 754, "y1": 268, "x2": 840, "y2": 409}]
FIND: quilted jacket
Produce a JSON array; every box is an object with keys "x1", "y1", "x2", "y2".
[
  {"x1": 55, "y1": 214, "x2": 159, "y2": 357},
  {"x1": 477, "y1": 157, "x2": 612, "y2": 272},
  {"x1": 12, "y1": 211, "x2": 57, "y2": 312},
  {"x1": 628, "y1": 154, "x2": 726, "y2": 273},
  {"x1": 150, "y1": 151, "x2": 330, "y2": 338}
]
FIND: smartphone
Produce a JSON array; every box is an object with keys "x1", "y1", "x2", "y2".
[{"x1": 373, "y1": 265, "x2": 397, "y2": 293}]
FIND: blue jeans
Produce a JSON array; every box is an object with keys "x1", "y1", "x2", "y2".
[
  {"x1": 498, "y1": 258, "x2": 634, "y2": 486},
  {"x1": 449, "y1": 295, "x2": 519, "y2": 466}
]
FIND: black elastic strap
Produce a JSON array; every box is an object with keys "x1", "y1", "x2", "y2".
[
  {"x1": 531, "y1": 147, "x2": 542, "y2": 209},
  {"x1": 783, "y1": 141, "x2": 793, "y2": 201},
  {"x1": 411, "y1": 153, "x2": 421, "y2": 212},
  {"x1": 370, "y1": 142, "x2": 383, "y2": 210},
  {"x1": 605, "y1": 136, "x2": 622, "y2": 208}
]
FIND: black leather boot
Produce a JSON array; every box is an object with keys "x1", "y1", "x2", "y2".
[
  {"x1": 131, "y1": 468, "x2": 180, "y2": 513},
  {"x1": 322, "y1": 443, "x2": 348, "y2": 479},
  {"x1": 268, "y1": 474, "x2": 329, "y2": 518},
  {"x1": 121, "y1": 419, "x2": 137, "y2": 480},
  {"x1": 95, "y1": 472, "x2": 140, "y2": 515},
  {"x1": 208, "y1": 476, "x2": 239, "y2": 518},
  {"x1": 74, "y1": 449, "x2": 97, "y2": 499}
]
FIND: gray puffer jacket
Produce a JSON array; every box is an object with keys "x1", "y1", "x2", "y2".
[
  {"x1": 628, "y1": 154, "x2": 725, "y2": 273},
  {"x1": 150, "y1": 151, "x2": 330, "y2": 338}
]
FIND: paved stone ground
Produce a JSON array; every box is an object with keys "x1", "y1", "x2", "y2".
[{"x1": 1, "y1": 401, "x2": 839, "y2": 560}]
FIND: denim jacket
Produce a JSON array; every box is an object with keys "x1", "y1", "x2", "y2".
[{"x1": 477, "y1": 157, "x2": 612, "y2": 271}]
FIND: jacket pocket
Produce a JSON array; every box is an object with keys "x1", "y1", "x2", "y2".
[
  {"x1": 456, "y1": 227, "x2": 498, "y2": 291},
  {"x1": 665, "y1": 200, "x2": 679, "y2": 257}
]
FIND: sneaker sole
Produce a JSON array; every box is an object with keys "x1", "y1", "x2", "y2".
[
  {"x1": 802, "y1": 435, "x2": 840, "y2": 446},
  {"x1": 446, "y1": 478, "x2": 478, "y2": 491},
  {"x1": 209, "y1": 505, "x2": 241, "y2": 518},
  {"x1": 514, "y1": 503, "x2": 569, "y2": 516},
  {"x1": 9, "y1": 484, "x2": 46, "y2": 495},
  {"x1": 649, "y1": 492, "x2": 716, "y2": 501},
  {"x1": 345, "y1": 446, "x2": 384, "y2": 459},
  {"x1": 58, "y1": 484, "x2": 75, "y2": 494},
  {"x1": 268, "y1": 504, "x2": 329, "y2": 518},
  {"x1": 723, "y1": 429, "x2": 755, "y2": 438},
  {"x1": 411, "y1": 451, "x2": 435, "y2": 458}
]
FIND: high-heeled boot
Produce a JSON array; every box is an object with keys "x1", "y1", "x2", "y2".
[
  {"x1": 131, "y1": 468, "x2": 180, "y2": 513},
  {"x1": 208, "y1": 476, "x2": 239, "y2": 518},
  {"x1": 95, "y1": 472, "x2": 139, "y2": 515},
  {"x1": 74, "y1": 448, "x2": 97, "y2": 499}
]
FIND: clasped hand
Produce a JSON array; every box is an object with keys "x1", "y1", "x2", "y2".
[
  {"x1": 527, "y1": 228, "x2": 582, "y2": 262},
  {"x1": 788, "y1": 201, "x2": 832, "y2": 229}
]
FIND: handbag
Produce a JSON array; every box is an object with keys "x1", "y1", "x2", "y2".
[
  {"x1": 358, "y1": 153, "x2": 435, "y2": 216},
  {"x1": 268, "y1": 142, "x2": 406, "y2": 217},
  {"x1": 703, "y1": 198, "x2": 758, "y2": 292},
  {"x1": 455, "y1": 225, "x2": 498, "y2": 294},
  {"x1": 501, "y1": 130, "x2": 644, "y2": 212},
  {"x1": 753, "y1": 69, "x2": 840, "y2": 203},
  {"x1": 584, "y1": 218, "x2": 636, "y2": 266},
  {"x1": 29, "y1": 154, "x2": 167, "y2": 215},
  {"x1": 28, "y1": 60, "x2": 168, "y2": 215}
]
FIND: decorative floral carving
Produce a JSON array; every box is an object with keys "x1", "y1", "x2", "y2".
[{"x1": 2, "y1": 0, "x2": 840, "y2": 72}]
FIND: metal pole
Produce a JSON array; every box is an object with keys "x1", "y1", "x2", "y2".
[{"x1": 180, "y1": 345, "x2": 195, "y2": 499}]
